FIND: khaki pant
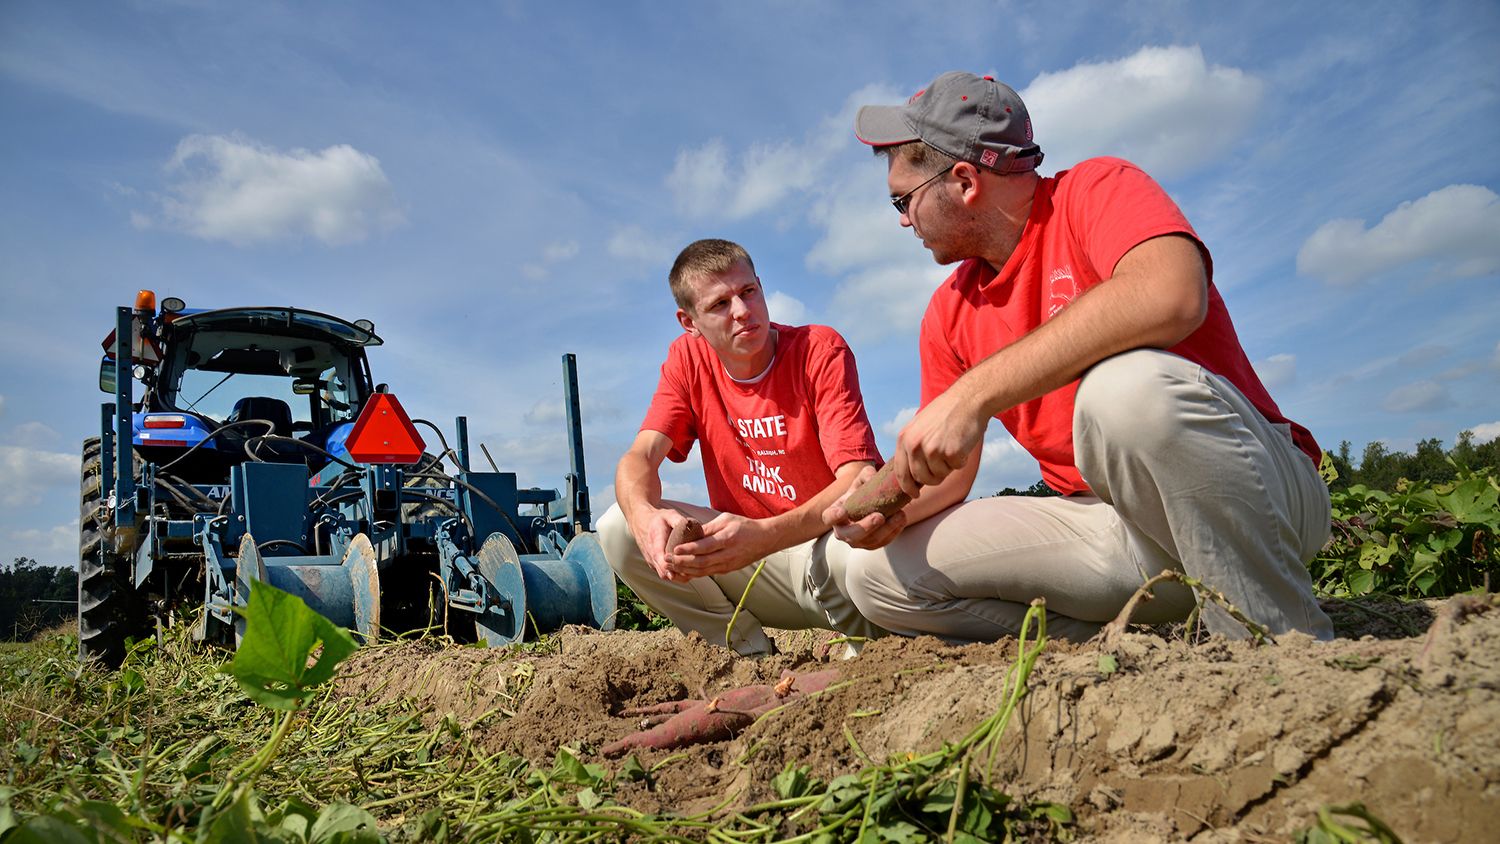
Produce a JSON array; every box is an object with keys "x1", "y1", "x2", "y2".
[
  {"x1": 597, "y1": 504, "x2": 886, "y2": 656},
  {"x1": 845, "y1": 350, "x2": 1334, "y2": 642}
]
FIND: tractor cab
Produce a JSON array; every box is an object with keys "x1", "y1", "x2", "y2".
[{"x1": 101, "y1": 296, "x2": 382, "y2": 482}]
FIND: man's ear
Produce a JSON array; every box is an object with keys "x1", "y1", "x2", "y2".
[
  {"x1": 952, "y1": 161, "x2": 984, "y2": 206},
  {"x1": 676, "y1": 307, "x2": 699, "y2": 336}
]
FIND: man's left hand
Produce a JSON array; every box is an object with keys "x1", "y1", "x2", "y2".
[{"x1": 661, "y1": 512, "x2": 772, "y2": 580}]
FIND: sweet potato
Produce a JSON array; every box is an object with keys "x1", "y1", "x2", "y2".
[
  {"x1": 664, "y1": 517, "x2": 704, "y2": 556},
  {"x1": 603, "y1": 669, "x2": 838, "y2": 757},
  {"x1": 841, "y1": 463, "x2": 911, "y2": 521}
]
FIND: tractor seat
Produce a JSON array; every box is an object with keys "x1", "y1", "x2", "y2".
[{"x1": 228, "y1": 397, "x2": 294, "y2": 438}]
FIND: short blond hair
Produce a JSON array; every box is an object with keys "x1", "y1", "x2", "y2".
[
  {"x1": 874, "y1": 141, "x2": 957, "y2": 177},
  {"x1": 669, "y1": 239, "x2": 756, "y2": 312}
]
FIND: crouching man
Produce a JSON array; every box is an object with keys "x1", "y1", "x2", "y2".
[
  {"x1": 829, "y1": 72, "x2": 1334, "y2": 643},
  {"x1": 598, "y1": 239, "x2": 886, "y2": 656}
]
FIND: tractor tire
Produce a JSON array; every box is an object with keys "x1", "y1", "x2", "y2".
[
  {"x1": 402, "y1": 453, "x2": 452, "y2": 522},
  {"x1": 78, "y1": 437, "x2": 148, "y2": 668}
]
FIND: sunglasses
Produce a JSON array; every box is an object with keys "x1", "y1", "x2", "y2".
[{"x1": 891, "y1": 164, "x2": 955, "y2": 214}]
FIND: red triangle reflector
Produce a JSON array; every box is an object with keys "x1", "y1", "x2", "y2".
[{"x1": 346, "y1": 393, "x2": 426, "y2": 465}]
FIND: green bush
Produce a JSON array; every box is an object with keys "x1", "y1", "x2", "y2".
[{"x1": 1312, "y1": 462, "x2": 1499, "y2": 599}]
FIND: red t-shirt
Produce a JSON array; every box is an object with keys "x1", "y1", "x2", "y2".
[
  {"x1": 643, "y1": 323, "x2": 882, "y2": 518},
  {"x1": 920, "y1": 157, "x2": 1320, "y2": 495}
]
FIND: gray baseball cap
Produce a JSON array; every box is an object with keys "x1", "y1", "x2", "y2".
[{"x1": 855, "y1": 71, "x2": 1044, "y2": 174}]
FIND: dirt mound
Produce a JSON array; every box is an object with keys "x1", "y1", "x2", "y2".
[{"x1": 337, "y1": 599, "x2": 1500, "y2": 841}]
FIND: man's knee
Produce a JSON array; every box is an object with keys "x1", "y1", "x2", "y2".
[
  {"x1": 596, "y1": 504, "x2": 638, "y2": 576},
  {"x1": 1074, "y1": 349, "x2": 1192, "y2": 460},
  {"x1": 842, "y1": 549, "x2": 919, "y2": 632}
]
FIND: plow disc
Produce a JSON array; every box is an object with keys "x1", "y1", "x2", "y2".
[
  {"x1": 472, "y1": 531, "x2": 615, "y2": 646},
  {"x1": 233, "y1": 532, "x2": 382, "y2": 644}
]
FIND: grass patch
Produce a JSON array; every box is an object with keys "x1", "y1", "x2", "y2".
[{"x1": 0, "y1": 591, "x2": 1068, "y2": 843}]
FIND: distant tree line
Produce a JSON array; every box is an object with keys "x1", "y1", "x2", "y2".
[
  {"x1": 1, "y1": 558, "x2": 75, "y2": 642},
  {"x1": 1326, "y1": 431, "x2": 1500, "y2": 492}
]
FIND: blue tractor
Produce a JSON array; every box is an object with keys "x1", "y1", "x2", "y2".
[{"x1": 80, "y1": 291, "x2": 616, "y2": 667}]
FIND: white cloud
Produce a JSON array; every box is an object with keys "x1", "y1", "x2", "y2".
[
  {"x1": 1397, "y1": 345, "x2": 1450, "y2": 368},
  {"x1": 7, "y1": 523, "x2": 77, "y2": 563},
  {"x1": 0, "y1": 446, "x2": 78, "y2": 507},
  {"x1": 973, "y1": 433, "x2": 1041, "y2": 496},
  {"x1": 1464, "y1": 421, "x2": 1500, "y2": 442},
  {"x1": 1297, "y1": 185, "x2": 1500, "y2": 285},
  {"x1": 147, "y1": 133, "x2": 404, "y2": 245},
  {"x1": 521, "y1": 394, "x2": 618, "y2": 426},
  {"x1": 658, "y1": 449, "x2": 707, "y2": 505},
  {"x1": 882, "y1": 406, "x2": 918, "y2": 438},
  {"x1": 827, "y1": 263, "x2": 945, "y2": 344},
  {"x1": 9, "y1": 422, "x2": 60, "y2": 450},
  {"x1": 1382, "y1": 380, "x2": 1451, "y2": 413},
  {"x1": 522, "y1": 239, "x2": 581, "y2": 280},
  {"x1": 729, "y1": 140, "x2": 822, "y2": 218},
  {"x1": 666, "y1": 140, "x2": 734, "y2": 219},
  {"x1": 806, "y1": 161, "x2": 950, "y2": 343},
  {"x1": 666, "y1": 84, "x2": 891, "y2": 222},
  {"x1": 1253, "y1": 353, "x2": 1297, "y2": 390},
  {"x1": 767, "y1": 291, "x2": 807, "y2": 325},
  {"x1": 606, "y1": 225, "x2": 677, "y2": 267},
  {"x1": 1023, "y1": 45, "x2": 1264, "y2": 179},
  {"x1": 805, "y1": 180, "x2": 920, "y2": 276}
]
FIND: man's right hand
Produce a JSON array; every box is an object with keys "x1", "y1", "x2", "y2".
[
  {"x1": 632, "y1": 506, "x2": 689, "y2": 580},
  {"x1": 823, "y1": 465, "x2": 909, "y2": 550}
]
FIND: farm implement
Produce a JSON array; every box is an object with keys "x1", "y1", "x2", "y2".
[{"x1": 80, "y1": 290, "x2": 615, "y2": 667}]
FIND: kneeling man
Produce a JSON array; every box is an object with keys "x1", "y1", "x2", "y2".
[{"x1": 599, "y1": 239, "x2": 885, "y2": 656}]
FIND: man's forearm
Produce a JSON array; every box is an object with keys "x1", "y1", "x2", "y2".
[
  {"x1": 759, "y1": 461, "x2": 875, "y2": 551},
  {"x1": 615, "y1": 450, "x2": 665, "y2": 524}
]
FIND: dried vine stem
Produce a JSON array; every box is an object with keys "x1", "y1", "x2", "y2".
[{"x1": 1099, "y1": 569, "x2": 1274, "y2": 650}]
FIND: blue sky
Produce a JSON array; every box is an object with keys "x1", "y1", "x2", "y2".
[{"x1": 2, "y1": 1, "x2": 1497, "y2": 566}]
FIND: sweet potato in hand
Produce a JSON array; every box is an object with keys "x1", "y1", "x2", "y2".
[
  {"x1": 664, "y1": 517, "x2": 704, "y2": 556},
  {"x1": 841, "y1": 463, "x2": 911, "y2": 521}
]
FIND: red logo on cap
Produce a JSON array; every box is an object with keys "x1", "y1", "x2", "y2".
[{"x1": 980, "y1": 150, "x2": 999, "y2": 167}]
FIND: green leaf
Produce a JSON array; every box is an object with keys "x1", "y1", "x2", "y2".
[
  {"x1": 1357, "y1": 540, "x2": 1397, "y2": 572},
  {"x1": 1098, "y1": 654, "x2": 1118, "y2": 675},
  {"x1": 877, "y1": 821, "x2": 926, "y2": 843},
  {"x1": 1347, "y1": 568, "x2": 1376, "y2": 596},
  {"x1": 228, "y1": 580, "x2": 359, "y2": 711},
  {"x1": 773, "y1": 763, "x2": 812, "y2": 799},
  {"x1": 1411, "y1": 548, "x2": 1439, "y2": 574},
  {"x1": 1032, "y1": 802, "x2": 1074, "y2": 824},
  {"x1": 308, "y1": 803, "x2": 381, "y2": 844},
  {"x1": 1318, "y1": 452, "x2": 1339, "y2": 485},
  {"x1": 618, "y1": 755, "x2": 650, "y2": 785},
  {"x1": 576, "y1": 787, "x2": 602, "y2": 811},
  {"x1": 71, "y1": 801, "x2": 137, "y2": 838},
  {"x1": 0, "y1": 787, "x2": 15, "y2": 837},
  {"x1": 115, "y1": 669, "x2": 145, "y2": 694},
  {"x1": 817, "y1": 774, "x2": 865, "y2": 814},
  {"x1": 200, "y1": 787, "x2": 259, "y2": 844},
  {"x1": 265, "y1": 797, "x2": 317, "y2": 839},
  {"x1": 959, "y1": 794, "x2": 994, "y2": 833},
  {"x1": 550, "y1": 747, "x2": 600, "y2": 788},
  {"x1": 5, "y1": 816, "x2": 93, "y2": 844},
  {"x1": 919, "y1": 780, "x2": 958, "y2": 814}
]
